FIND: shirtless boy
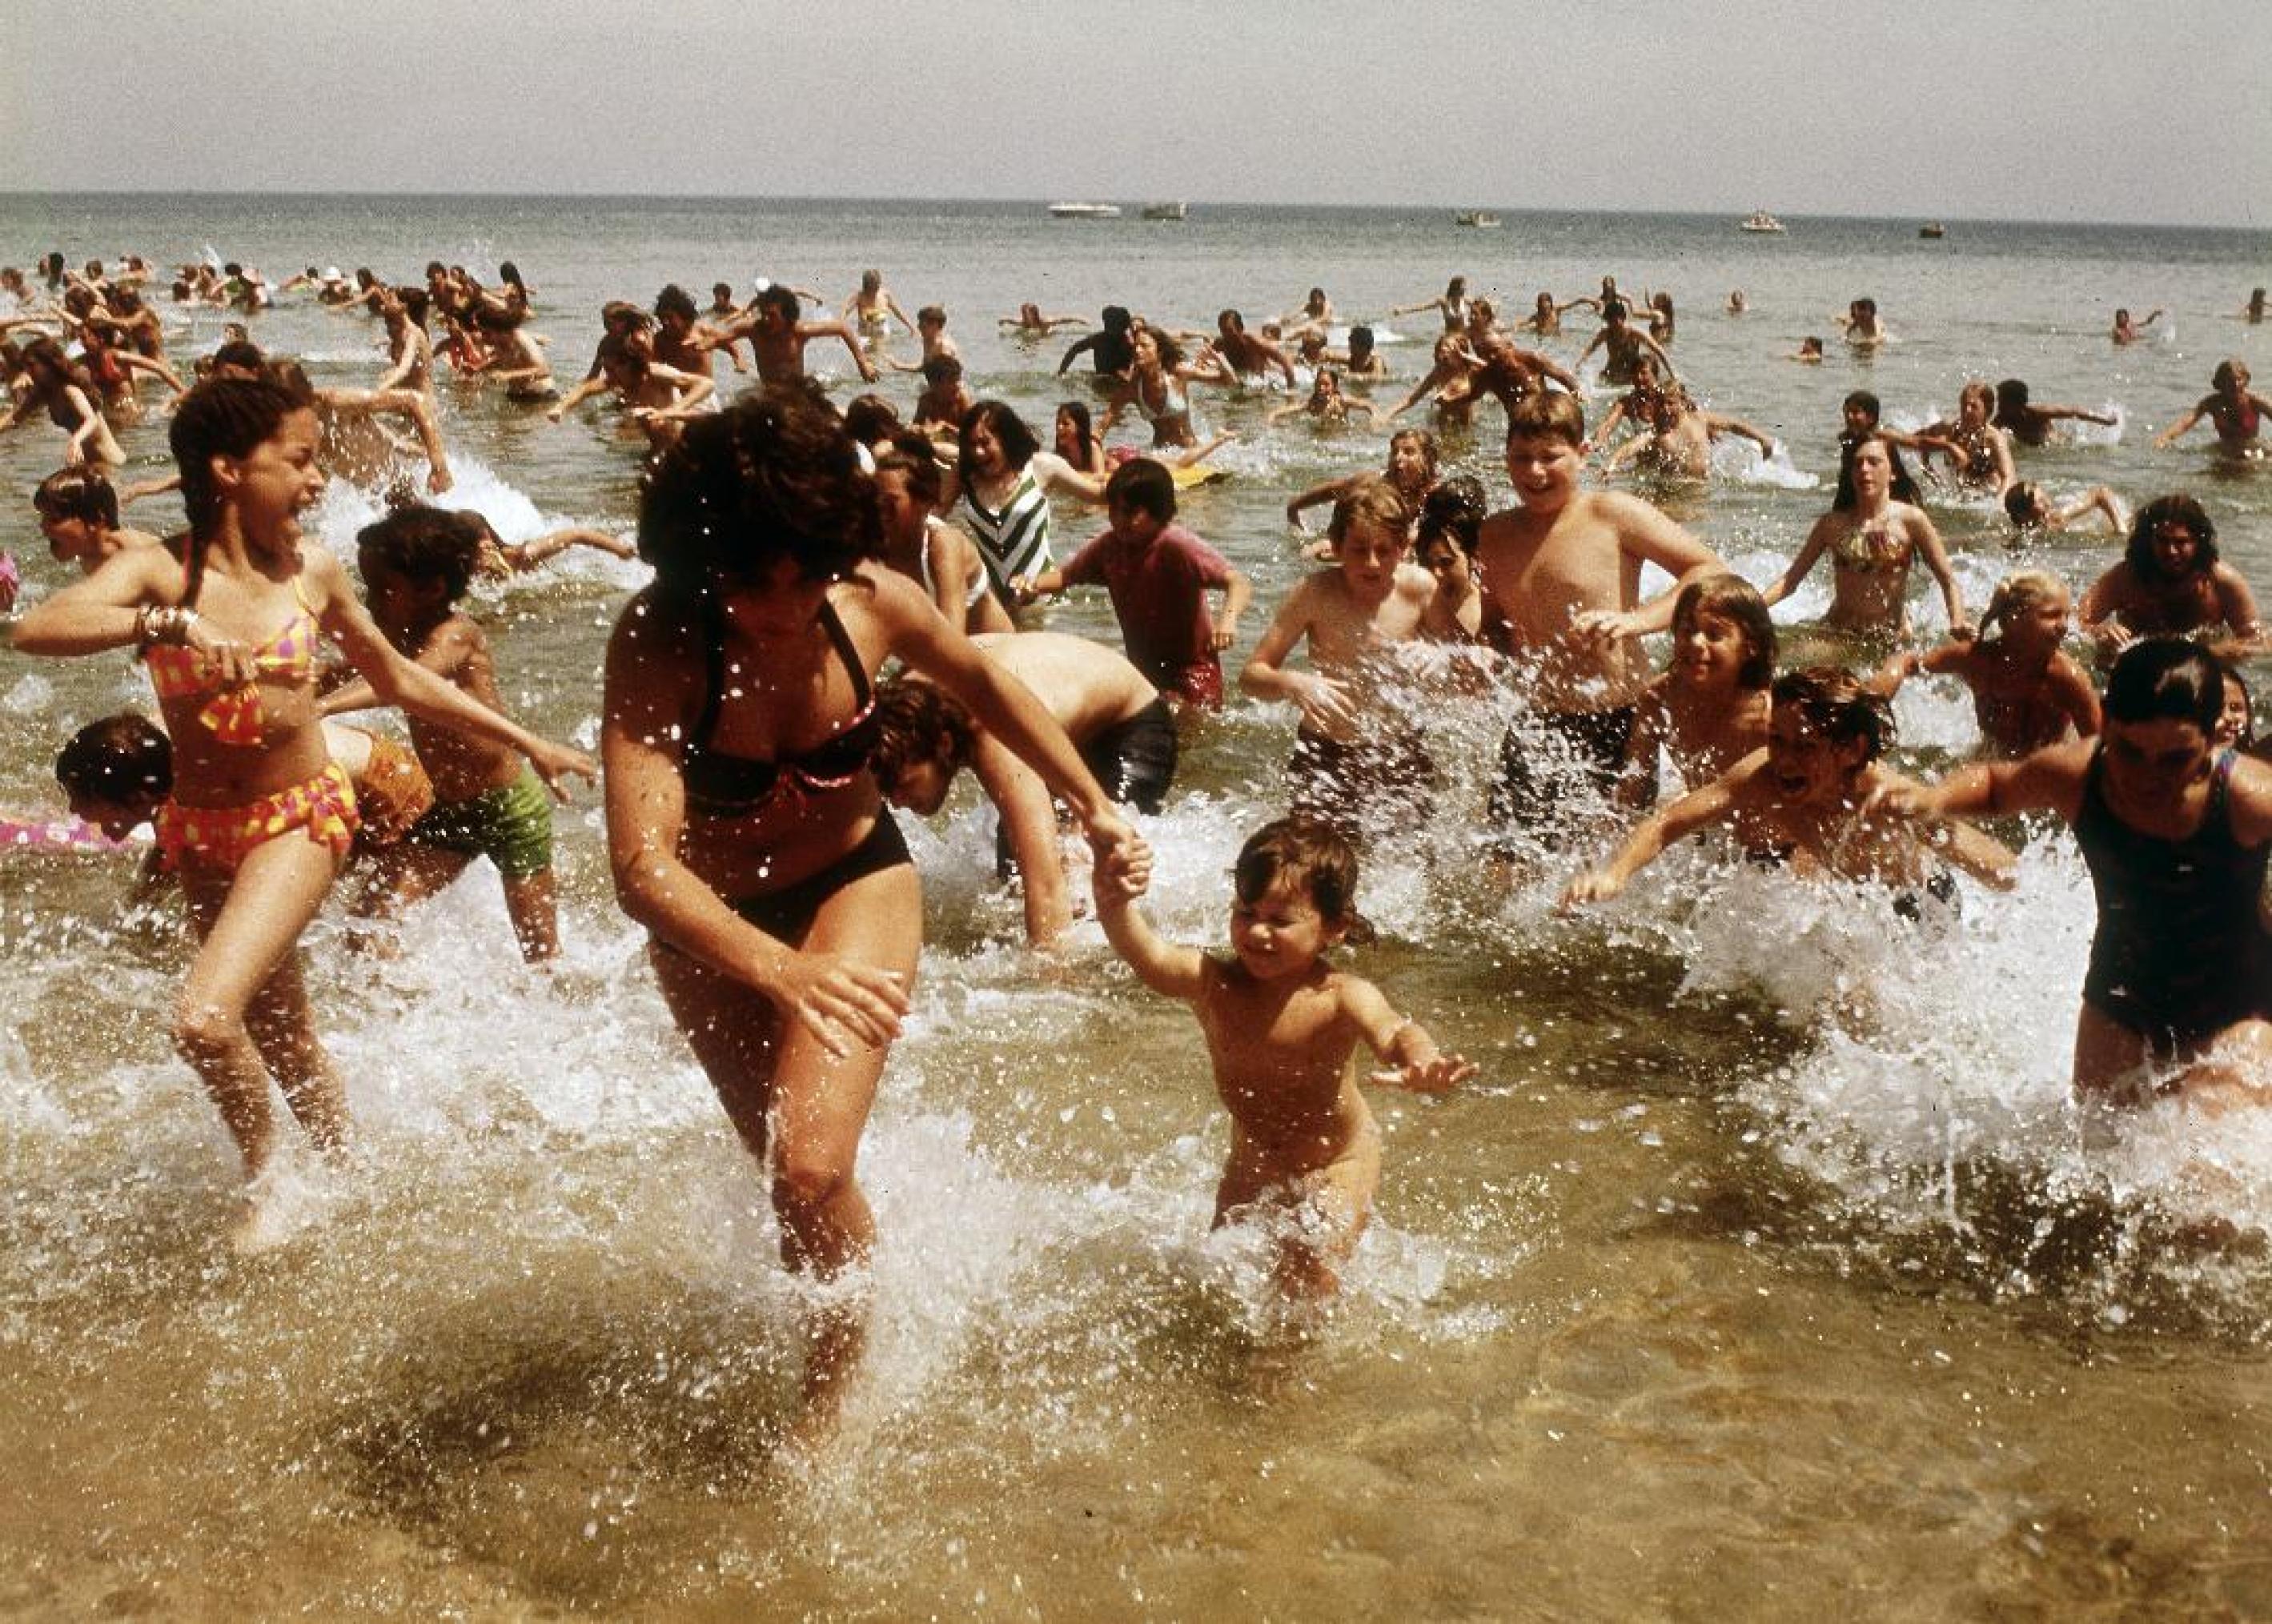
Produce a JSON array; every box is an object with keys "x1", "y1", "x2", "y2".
[{"x1": 1476, "y1": 391, "x2": 1726, "y2": 840}]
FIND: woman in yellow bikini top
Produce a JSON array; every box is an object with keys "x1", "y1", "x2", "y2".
[
  {"x1": 142, "y1": 565, "x2": 323, "y2": 747},
  {"x1": 10, "y1": 375, "x2": 593, "y2": 1241}
]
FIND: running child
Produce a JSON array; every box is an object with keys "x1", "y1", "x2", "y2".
[
  {"x1": 2003, "y1": 482, "x2": 2126, "y2": 537},
  {"x1": 323, "y1": 505, "x2": 566, "y2": 961},
  {"x1": 1415, "y1": 477, "x2": 1487, "y2": 644},
  {"x1": 55, "y1": 710, "x2": 435, "y2": 901},
  {"x1": 1875, "y1": 570, "x2": 2101, "y2": 758},
  {"x1": 1094, "y1": 816, "x2": 1474, "y2": 1301},
  {"x1": 1014, "y1": 456, "x2": 1252, "y2": 708},
  {"x1": 2154, "y1": 359, "x2": 2269, "y2": 458},
  {"x1": 1242, "y1": 479, "x2": 1439, "y2": 838},
  {"x1": 2078, "y1": 493, "x2": 2262, "y2": 663},
  {"x1": 1475, "y1": 390, "x2": 1726, "y2": 842},
  {"x1": 1564, "y1": 667, "x2": 2016, "y2": 910},
  {"x1": 10, "y1": 376, "x2": 591, "y2": 1241},
  {"x1": 1617, "y1": 573, "x2": 1776, "y2": 808}
]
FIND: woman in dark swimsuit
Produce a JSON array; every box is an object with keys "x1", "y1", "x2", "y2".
[
  {"x1": 601, "y1": 383, "x2": 1142, "y2": 1438},
  {"x1": 1881, "y1": 640, "x2": 2272, "y2": 1109}
]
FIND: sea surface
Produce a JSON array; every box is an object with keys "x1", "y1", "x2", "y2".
[{"x1": 3, "y1": 194, "x2": 2271, "y2": 1618}]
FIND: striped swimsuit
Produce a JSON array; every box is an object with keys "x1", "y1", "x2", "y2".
[{"x1": 963, "y1": 467, "x2": 1052, "y2": 594}]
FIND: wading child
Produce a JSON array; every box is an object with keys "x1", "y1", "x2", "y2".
[
  {"x1": 2079, "y1": 493, "x2": 2262, "y2": 664},
  {"x1": 1564, "y1": 667, "x2": 2015, "y2": 911},
  {"x1": 1876, "y1": 570, "x2": 2101, "y2": 758},
  {"x1": 1475, "y1": 390, "x2": 1725, "y2": 844},
  {"x1": 1415, "y1": 477, "x2": 1487, "y2": 644},
  {"x1": 1015, "y1": 457, "x2": 1251, "y2": 708},
  {"x1": 10, "y1": 376, "x2": 590, "y2": 1244},
  {"x1": 1618, "y1": 573, "x2": 1776, "y2": 808},
  {"x1": 55, "y1": 710, "x2": 435, "y2": 900},
  {"x1": 1094, "y1": 816, "x2": 1474, "y2": 1300},
  {"x1": 323, "y1": 506, "x2": 565, "y2": 961},
  {"x1": 1242, "y1": 479, "x2": 1439, "y2": 838}
]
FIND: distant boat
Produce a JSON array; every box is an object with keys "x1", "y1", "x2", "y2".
[
  {"x1": 1740, "y1": 210, "x2": 1786, "y2": 234},
  {"x1": 1454, "y1": 211, "x2": 1501, "y2": 229},
  {"x1": 1141, "y1": 202, "x2": 1187, "y2": 221},
  {"x1": 1047, "y1": 202, "x2": 1121, "y2": 219},
  {"x1": 1918, "y1": 221, "x2": 1946, "y2": 239}
]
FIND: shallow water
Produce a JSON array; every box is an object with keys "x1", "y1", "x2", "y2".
[{"x1": 3, "y1": 197, "x2": 2271, "y2": 1618}]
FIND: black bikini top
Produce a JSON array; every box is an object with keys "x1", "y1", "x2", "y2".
[{"x1": 681, "y1": 594, "x2": 881, "y2": 820}]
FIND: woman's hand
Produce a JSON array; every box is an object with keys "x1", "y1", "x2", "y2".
[
  {"x1": 181, "y1": 616, "x2": 256, "y2": 686},
  {"x1": 773, "y1": 951, "x2": 912, "y2": 1058},
  {"x1": 1083, "y1": 808, "x2": 1151, "y2": 892}
]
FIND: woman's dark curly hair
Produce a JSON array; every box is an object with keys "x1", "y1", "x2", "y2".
[
  {"x1": 636, "y1": 381, "x2": 881, "y2": 595},
  {"x1": 2124, "y1": 492, "x2": 2218, "y2": 585}
]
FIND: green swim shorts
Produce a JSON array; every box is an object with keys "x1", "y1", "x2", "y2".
[{"x1": 406, "y1": 768, "x2": 555, "y2": 880}]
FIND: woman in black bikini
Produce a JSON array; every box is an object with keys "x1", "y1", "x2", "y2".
[{"x1": 600, "y1": 383, "x2": 1142, "y2": 1438}]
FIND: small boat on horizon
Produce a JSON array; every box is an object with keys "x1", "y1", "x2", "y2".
[
  {"x1": 1141, "y1": 201, "x2": 1187, "y2": 221},
  {"x1": 1740, "y1": 210, "x2": 1786, "y2": 234},
  {"x1": 1918, "y1": 221, "x2": 1946, "y2": 239},
  {"x1": 1455, "y1": 210, "x2": 1501, "y2": 229},
  {"x1": 1047, "y1": 201, "x2": 1121, "y2": 219}
]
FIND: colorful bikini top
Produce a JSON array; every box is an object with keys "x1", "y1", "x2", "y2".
[
  {"x1": 680, "y1": 594, "x2": 881, "y2": 820},
  {"x1": 143, "y1": 571, "x2": 322, "y2": 747}
]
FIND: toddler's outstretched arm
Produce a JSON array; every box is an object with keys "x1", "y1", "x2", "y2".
[{"x1": 1347, "y1": 979, "x2": 1475, "y2": 1093}]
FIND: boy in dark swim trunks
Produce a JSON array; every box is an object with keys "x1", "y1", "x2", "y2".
[
  {"x1": 322, "y1": 506, "x2": 564, "y2": 961},
  {"x1": 1475, "y1": 391, "x2": 1724, "y2": 852},
  {"x1": 1241, "y1": 479, "x2": 1439, "y2": 843},
  {"x1": 871, "y1": 630, "x2": 1179, "y2": 949}
]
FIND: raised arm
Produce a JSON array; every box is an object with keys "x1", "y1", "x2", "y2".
[
  {"x1": 808, "y1": 319, "x2": 879, "y2": 383},
  {"x1": 1285, "y1": 472, "x2": 1358, "y2": 527},
  {"x1": 2154, "y1": 397, "x2": 2211, "y2": 448},
  {"x1": 1240, "y1": 579, "x2": 1354, "y2": 732},
  {"x1": 1028, "y1": 449, "x2": 1107, "y2": 507},
  {"x1": 501, "y1": 526, "x2": 637, "y2": 571},
  {"x1": 1213, "y1": 566, "x2": 1253, "y2": 651},
  {"x1": 1761, "y1": 511, "x2": 1834, "y2": 611},
  {"x1": 1706, "y1": 412, "x2": 1778, "y2": 456},
  {"x1": 2209, "y1": 563, "x2": 2265, "y2": 659},
  {"x1": 1590, "y1": 498, "x2": 1727, "y2": 640},
  {"x1": 547, "y1": 372, "x2": 612, "y2": 421},
  {"x1": 1870, "y1": 739, "x2": 2090, "y2": 825}
]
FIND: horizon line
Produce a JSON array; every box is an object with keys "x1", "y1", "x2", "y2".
[{"x1": 0, "y1": 189, "x2": 2261, "y2": 236}]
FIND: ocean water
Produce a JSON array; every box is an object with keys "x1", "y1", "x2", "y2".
[{"x1": 3, "y1": 194, "x2": 2271, "y2": 1618}]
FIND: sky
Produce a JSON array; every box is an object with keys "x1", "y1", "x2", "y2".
[{"x1": 3, "y1": 0, "x2": 2266, "y2": 228}]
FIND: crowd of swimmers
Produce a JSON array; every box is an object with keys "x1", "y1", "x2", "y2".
[{"x1": 3, "y1": 248, "x2": 2270, "y2": 1441}]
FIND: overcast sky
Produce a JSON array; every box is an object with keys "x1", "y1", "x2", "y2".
[{"x1": 3, "y1": 1, "x2": 2264, "y2": 228}]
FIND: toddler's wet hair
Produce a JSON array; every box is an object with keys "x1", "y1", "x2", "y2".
[{"x1": 1234, "y1": 817, "x2": 1375, "y2": 946}]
